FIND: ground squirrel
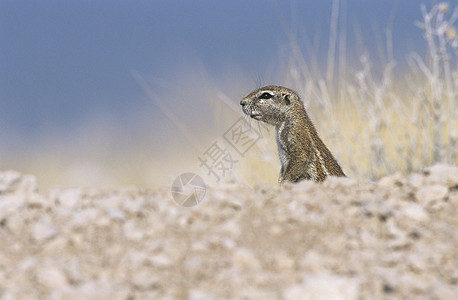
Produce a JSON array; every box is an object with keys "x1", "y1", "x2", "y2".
[{"x1": 240, "y1": 85, "x2": 345, "y2": 183}]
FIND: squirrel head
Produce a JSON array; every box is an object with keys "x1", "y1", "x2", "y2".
[{"x1": 240, "y1": 85, "x2": 304, "y2": 126}]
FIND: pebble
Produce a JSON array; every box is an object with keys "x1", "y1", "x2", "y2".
[
  {"x1": 31, "y1": 217, "x2": 58, "y2": 241},
  {"x1": 407, "y1": 173, "x2": 424, "y2": 189},
  {"x1": 0, "y1": 165, "x2": 456, "y2": 299},
  {"x1": 122, "y1": 197, "x2": 144, "y2": 214},
  {"x1": 0, "y1": 171, "x2": 22, "y2": 193},
  {"x1": 426, "y1": 164, "x2": 458, "y2": 187},
  {"x1": 70, "y1": 208, "x2": 100, "y2": 228},
  {"x1": 123, "y1": 221, "x2": 144, "y2": 241},
  {"x1": 416, "y1": 185, "x2": 448, "y2": 205},
  {"x1": 283, "y1": 274, "x2": 359, "y2": 300},
  {"x1": 55, "y1": 188, "x2": 82, "y2": 208},
  {"x1": 131, "y1": 268, "x2": 159, "y2": 290},
  {"x1": 148, "y1": 253, "x2": 172, "y2": 268},
  {"x1": 232, "y1": 248, "x2": 261, "y2": 270},
  {"x1": 36, "y1": 266, "x2": 68, "y2": 289},
  {"x1": 401, "y1": 203, "x2": 429, "y2": 222},
  {"x1": 0, "y1": 195, "x2": 25, "y2": 220},
  {"x1": 377, "y1": 173, "x2": 404, "y2": 188},
  {"x1": 322, "y1": 176, "x2": 357, "y2": 188},
  {"x1": 105, "y1": 207, "x2": 125, "y2": 220}
]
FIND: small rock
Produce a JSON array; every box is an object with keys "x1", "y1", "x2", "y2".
[
  {"x1": 18, "y1": 257, "x2": 37, "y2": 271},
  {"x1": 131, "y1": 268, "x2": 159, "y2": 290},
  {"x1": 0, "y1": 195, "x2": 25, "y2": 220},
  {"x1": 425, "y1": 164, "x2": 458, "y2": 187},
  {"x1": 123, "y1": 221, "x2": 144, "y2": 241},
  {"x1": 122, "y1": 197, "x2": 144, "y2": 214},
  {"x1": 401, "y1": 203, "x2": 429, "y2": 222},
  {"x1": 407, "y1": 174, "x2": 424, "y2": 189},
  {"x1": 386, "y1": 219, "x2": 410, "y2": 249},
  {"x1": 95, "y1": 216, "x2": 111, "y2": 227},
  {"x1": 323, "y1": 176, "x2": 357, "y2": 188},
  {"x1": 0, "y1": 171, "x2": 22, "y2": 193},
  {"x1": 71, "y1": 208, "x2": 99, "y2": 228},
  {"x1": 56, "y1": 189, "x2": 82, "y2": 208},
  {"x1": 188, "y1": 290, "x2": 216, "y2": 300},
  {"x1": 148, "y1": 253, "x2": 172, "y2": 268},
  {"x1": 232, "y1": 248, "x2": 261, "y2": 270},
  {"x1": 36, "y1": 266, "x2": 68, "y2": 289},
  {"x1": 31, "y1": 217, "x2": 58, "y2": 241},
  {"x1": 220, "y1": 220, "x2": 241, "y2": 237},
  {"x1": 274, "y1": 252, "x2": 295, "y2": 270},
  {"x1": 283, "y1": 274, "x2": 359, "y2": 300},
  {"x1": 105, "y1": 207, "x2": 125, "y2": 220},
  {"x1": 17, "y1": 175, "x2": 38, "y2": 195},
  {"x1": 27, "y1": 194, "x2": 49, "y2": 209},
  {"x1": 378, "y1": 173, "x2": 404, "y2": 188},
  {"x1": 269, "y1": 224, "x2": 283, "y2": 236},
  {"x1": 416, "y1": 185, "x2": 448, "y2": 205}
]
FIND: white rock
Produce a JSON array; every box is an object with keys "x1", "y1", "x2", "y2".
[
  {"x1": 220, "y1": 220, "x2": 241, "y2": 237},
  {"x1": 0, "y1": 171, "x2": 22, "y2": 193},
  {"x1": 36, "y1": 266, "x2": 68, "y2": 289},
  {"x1": 283, "y1": 273, "x2": 359, "y2": 300},
  {"x1": 416, "y1": 185, "x2": 448, "y2": 205},
  {"x1": 52, "y1": 281, "x2": 130, "y2": 299},
  {"x1": 131, "y1": 268, "x2": 159, "y2": 289},
  {"x1": 0, "y1": 194, "x2": 25, "y2": 220},
  {"x1": 96, "y1": 195, "x2": 122, "y2": 210},
  {"x1": 27, "y1": 194, "x2": 49, "y2": 209},
  {"x1": 386, "y1": 219, "x2": 410, "y2": 249},
  {"x1": 222, "y1": 238, "x2": 236, "y2": 249},
  {"x1": 56, "y1": 189, "x2": 82, "y2": 208},
  {"x1": 274, "y1": 252, "x2": 295, "y2": 270},
  {"x1": 407, "y1": 174, "x2": 424, "y2": 189},
  {"x1": 426, "y1": 164, "x2": 458, "y2": 187},
  {"x1": 232, "y1": 248, "x2": 261, "y2": 270},
  {"x1": 105, "y1": 207, "x2": 125, "y2": 220},
  {"x1": 148, "y1": 253, "x2": 172, "y2": 268},
  {"x1": 122, "y1": 197, "x2": 144, "y2": 214},
  {"x1": 269, "y1": 224, "x2": 284, "y2": 236},
  {"x1": 71, "y1": 208, "x2": 100, "y2": 228},
  {"x1": 17, "y1": 174, "x2": 38, "y2": 195},
  {"x1": 188, "y1": 290, "x2": 217, "y2": 300},
  {"x1": 31, "y1": 217, "x2": 58, "y2": 241},
  {"x1": 123, "y1": 221, "x2": 144, "y2": 241},
  {"x1": 401, "y1": 203, "x2": 429, "y2": 222},
  {"x1": 95, "y1": 216, "x2": 111, "y2": 227},
  {"x1": 378, "y1": 173, "x2": 403, "y2": 188},
  {"x1": 323, "y1": 176, "x2": 357, "y2": 188},
  {"x1": 18, "y1": 257, "x2": 37, "y2": 271}
]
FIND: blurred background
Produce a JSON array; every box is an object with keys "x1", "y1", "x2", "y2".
[{"x1": 1, "y1": 0, "x2": 456, "y2": 190}]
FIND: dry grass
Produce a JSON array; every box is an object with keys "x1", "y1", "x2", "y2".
[{"x1": 278, "y1": 2, "x2": 458, "y2": 182}]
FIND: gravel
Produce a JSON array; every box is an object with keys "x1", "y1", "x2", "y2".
[{"x1": 0, "y1": 164, "x2": 457, "y2": 299}]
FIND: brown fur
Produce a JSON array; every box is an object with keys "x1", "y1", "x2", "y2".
[{"x1": 240, "y1": 85, "x2": 345, "y2": 183}]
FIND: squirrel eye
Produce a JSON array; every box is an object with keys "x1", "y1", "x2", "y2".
[{"x1": 259, "y1": 92, "x2": 273, "y2": 99}]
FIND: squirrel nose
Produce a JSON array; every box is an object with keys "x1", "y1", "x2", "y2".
[{"x1": 240, "y1": 98, "x2": 248, "y2": 107}]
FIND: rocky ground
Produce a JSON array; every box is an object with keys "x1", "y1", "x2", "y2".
[{"x1": 0, "y1": 164, "x2": 457, "y2": 299}]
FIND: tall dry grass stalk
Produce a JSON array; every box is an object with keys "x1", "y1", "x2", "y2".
[{"x1": 281, "y1": 2, "x2": 457, "y2": 181}]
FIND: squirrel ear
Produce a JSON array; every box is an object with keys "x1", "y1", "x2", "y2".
[{"x1": 284, "y1": 95, "x2": 291, "y2": 105}]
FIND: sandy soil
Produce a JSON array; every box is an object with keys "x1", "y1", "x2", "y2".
[{"x1": 0, "y1": 164, "x2": 457, "y2": 299}]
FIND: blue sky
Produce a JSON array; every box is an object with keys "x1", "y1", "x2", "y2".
[
  {"x1": 1, "y1": 1, "x2": 426, "y2": 135},
  {"x1": 0, "y1": 0, "x2": 436, "y2": 174}
]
